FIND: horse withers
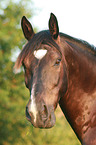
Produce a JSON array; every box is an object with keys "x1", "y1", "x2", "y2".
[{"x1": 15, "y1": 13, "x2": 96, "y2": 145}]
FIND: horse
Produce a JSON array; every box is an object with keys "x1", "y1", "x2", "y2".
[{"x1": 14, "y1": 13, "x2": 96, "y2": 145}]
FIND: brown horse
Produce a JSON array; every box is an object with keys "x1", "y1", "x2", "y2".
[{"x1": 15, "y1": 13, "x2": 96, "y2": 145}]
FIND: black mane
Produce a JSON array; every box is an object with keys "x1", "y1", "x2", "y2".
[
  {"x1": 60, "y1": 32, "x2": 96, "y2": 55},
  {"x1": 15, "y1": 30, "x2": 96, "y2": 70}
]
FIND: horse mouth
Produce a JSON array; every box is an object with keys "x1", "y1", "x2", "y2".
[{"x1": 31, "y1": 116, "x2": 56, "y2": 129}]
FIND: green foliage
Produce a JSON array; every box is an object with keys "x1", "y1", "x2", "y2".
[{"x1": 0, "y1": 1, "x2": 80, "y2": 145}]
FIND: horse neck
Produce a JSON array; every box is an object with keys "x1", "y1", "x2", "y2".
[{"x1": 59, "y1": 36, "x2": 96, "y2": 142}]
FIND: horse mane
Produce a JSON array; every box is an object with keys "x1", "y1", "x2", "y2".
[
  {"x1": 60, "y1": 32, "x2": 96, "y2": 55},
  {"x1": 14, "y1": 31, "x2": 96, "y2": 71}
]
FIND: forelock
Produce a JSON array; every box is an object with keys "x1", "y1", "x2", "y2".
[{"x1": 14, "y1": 30, "x2": 61, "y2": 70}]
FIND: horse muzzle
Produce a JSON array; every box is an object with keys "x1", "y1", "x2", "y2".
[{"x1": 26, "y1": 99, "x2": 56, "y2": 128}]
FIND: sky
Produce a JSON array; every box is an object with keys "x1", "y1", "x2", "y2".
[{"x1": 31, "y1": 0, "x2": 96, "y2": 46}]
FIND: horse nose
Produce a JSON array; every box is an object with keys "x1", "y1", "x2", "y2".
[
  {"x1": 26, "y1": 100, "x2": 55, "y2": 128},
  {"x1": 26, "y1": 100, "x2": 48, "y2": 119},
  {"x1": 26, "y1": 100, "x2": 49, "y2": 123}
]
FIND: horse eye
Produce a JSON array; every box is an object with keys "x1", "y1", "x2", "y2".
[{"x1": 55, "y1": 59, "x2": 61, "y2": 66}]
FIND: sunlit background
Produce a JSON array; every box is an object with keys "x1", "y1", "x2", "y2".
[
  {"x1": 0, "y1": 0, "x2": 96, "y2": 145},
  {"x1": 32, "y1": 0, "x2": 96, "y2": 46}
]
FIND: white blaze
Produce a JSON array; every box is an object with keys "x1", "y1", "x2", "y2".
[
  {"x1": 34, "y1": 49, "x2": 47, "y2": 59},
  {"x1": 29, "y1": 84, "x2": 37, "y2": 122}
]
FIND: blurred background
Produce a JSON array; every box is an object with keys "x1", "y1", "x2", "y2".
[{"x1": 1, "y1": 0, "x2": 96, "y2": 144}]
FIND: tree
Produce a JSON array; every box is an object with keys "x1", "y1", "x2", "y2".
[{"x1": 0, "y1": 0, "x2": 34, "y2": 144}]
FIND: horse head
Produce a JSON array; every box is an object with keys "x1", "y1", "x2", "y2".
[{"x1": 15, "y1": 13, "x2": 68, "y2": 128}]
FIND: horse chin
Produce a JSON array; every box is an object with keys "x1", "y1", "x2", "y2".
[{"x1": 31, "y1": 121, "x2": 56, "y2": 129}]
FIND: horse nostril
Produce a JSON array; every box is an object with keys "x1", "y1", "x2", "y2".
[
  {"x1": 42, "y1": 105, "x2": 47, "y2": 114},
  {"x1": 26, "y1": 106, "x2": 31, "y2": 121},
  {"x1": 40, "y1": 105, "x2": 48, "y2": 121}
]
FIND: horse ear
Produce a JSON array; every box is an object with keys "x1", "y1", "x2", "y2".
[
  {"x1": 21, "y1": 16, "x2": 35, "y2": 41},
  {"x1": 49, "y1": 13, "x2": 59, "y2": 40}
]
